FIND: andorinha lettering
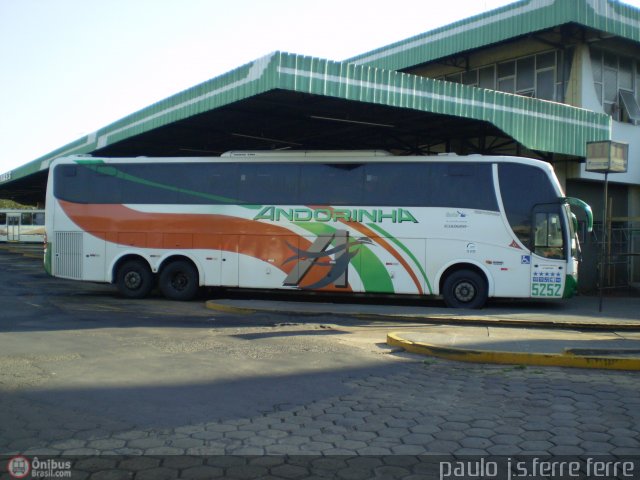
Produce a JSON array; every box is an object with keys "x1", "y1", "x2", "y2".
[{"x1": 254, "y1": 206, "x2": 419, "y2": 224}]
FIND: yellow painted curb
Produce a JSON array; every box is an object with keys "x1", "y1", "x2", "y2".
[
  {"x1": 205, "y1": 300, "x2": 258, "y2": 315},
  {"x1": 387, "y1": 332, "x2": 640, "y2": 371},
  {"x1": 367, "y1": 314, "x2": 640, "y2": 330}
]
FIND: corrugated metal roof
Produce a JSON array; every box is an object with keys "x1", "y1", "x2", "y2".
[
  {"x1": 348, "y1": 0, "x2": 640, "y2": 70},
  {"x1": 275, "y1": 53, "x2": 610, "y2": 155},
  {"x1": 1, "y1": 51, "x2": 610, "y2": 186}
]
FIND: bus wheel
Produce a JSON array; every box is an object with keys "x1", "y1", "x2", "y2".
[
  {"x1": 442, "y1": 270, "x2": 487, "y2": 309},
  {"x1": 159, "y1": 260, "x2": 199, "y2": 301},
  {"x1": 116, "y1": 260, "x2": 154, "y2": 299}
]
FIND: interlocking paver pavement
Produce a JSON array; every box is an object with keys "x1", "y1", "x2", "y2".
[
  {"x1": 2, "y1": 358, "x2": 639, "y2": 462},
  {"x1": 2, "y1": 245, "x2": 640, "y2": 479},
  {"x1": 2, "y1": 342, "x2": 639, "y2": 479}
]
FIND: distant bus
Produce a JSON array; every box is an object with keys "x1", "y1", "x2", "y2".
[
  {"x1": 0, "y1": 210, "x2": 45, "y2": 243},
  {"x1": 44, "y1": 151, "x2": 592, "y2": 308}
]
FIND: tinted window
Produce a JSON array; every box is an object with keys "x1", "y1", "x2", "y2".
[
  {"x1": 21, "y1": 213, "x2": 33, "y2": 225},
  {"x1": 536, "y1": 69, "x2": 555, "y2": 101},
  {"x1": 239, "y1": 164, "x2": 297, "y2": 205},
  {"x1": 33, "y1": 212, "x2": 45, "y2": 225},
  {"x1": 498, "y1": 61, "x2": 515, "y2": 77},
  {"x1": 516, "y1": 57, "x2": 535, "y2": 92},
  {"x1": 0, "y1": 213, "x2": 5, "y2": 225},
  {"x1": 54, "y1": 163, "x2": 240, "y2": 205},
  {"x1": 55, "y1": 165, "x2": 122, "y2": 204},
  {"x1": 499, "y1": 163, "x2": 559, "y2": 249},
  {"x1": 479, "y1": 66, "x2": 495, "y2": 89},
  {"x1": 362, "y1": 163, "x2": 426, "y2": 206},
  {"x1": 427, "y1": 163, "x2": 497, "y2": 211},
  {"x1": 54, "y1": 160, "x2": 498, "y2": 210},
  {"x1": 300, "y1": 164, "x2": 364, "y2": 205}
]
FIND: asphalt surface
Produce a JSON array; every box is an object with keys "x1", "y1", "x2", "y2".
[{"x1": 1, "y1": 243, "x2": 639, "y2": 479}]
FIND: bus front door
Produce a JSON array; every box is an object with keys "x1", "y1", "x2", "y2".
[
  {"x1": 7, "y1": 214, "x2": 20, "y2": 242},
  {"x1": 530, "y1": 207, "x2": 566, "y2": 299}
]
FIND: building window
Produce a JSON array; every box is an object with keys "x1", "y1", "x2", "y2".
[
  {"x1": 446, "y1": 72, "x2": 462, "y2": 83},
  {"x1": 461, "y1": 69, "x2": 478, "y2": 86},
  {"x1": 516, "y1": 57, "x2": 535, "y2": 94},
  {"x1": 537, "y1": 52, "x2": 556, "y2": 101},
  {"x1": 497, "y1": 61, "x2": 516, "y2": 93},
  {"x1": 442, "y1": 50, "x2": 566, "y2": 102},
  {"x1": 591, "y1": 48, "x2": 640, "y2": 124},
  {"x1": 479, "y1": 66, "x2": 495, "y2": 89},
  {"x1": 620, "y1": 90, "x2": 640, "y2": 125}
]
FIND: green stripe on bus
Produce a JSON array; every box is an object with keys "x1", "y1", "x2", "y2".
[
  {"x1": 81, "y1": 164, "x2": 262, "y2": 208},
  {"x1": 365, "y1": 222, "x2": 433, "y2": 294}
]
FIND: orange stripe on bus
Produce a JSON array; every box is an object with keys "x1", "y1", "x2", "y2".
[{"x1": 59, "y1": 201, "x2": 352, "y2": 292}]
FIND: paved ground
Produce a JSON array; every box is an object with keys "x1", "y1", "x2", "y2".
[
  {"x1": 1, "y1": 244, "x2": 639, "y2": 479},
  {"x1": 206, "y1": 294, "x2": 640, "y2": 327},
  {"x1": 208, "y1": 294, "x2": 640, "y2": 370}
]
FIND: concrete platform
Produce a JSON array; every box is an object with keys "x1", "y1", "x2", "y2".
[
  {"x1": 206, "y1": 295, "x2": 640, "y2": 370},
  {"x1": 388, "y1": 326, "x2": 640, "y2": 371}
]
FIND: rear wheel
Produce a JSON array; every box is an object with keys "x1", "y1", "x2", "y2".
[
  {"x1": 442, "y1": 270, "x2": 487, "y2": 309},
  {"x1": 159, "y1": 260, "x2": 199, "y2": 301},
  {"x1": 116, "y1": 260, "x2": 154, "y2": 299}
]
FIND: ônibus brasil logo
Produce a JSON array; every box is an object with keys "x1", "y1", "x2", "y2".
[
  {"x1": 7, "y1": 455, "x2": 72, "y2": 478},
  {"x1": 7, "y1": 456, "x2": 30, "y2": 479}
]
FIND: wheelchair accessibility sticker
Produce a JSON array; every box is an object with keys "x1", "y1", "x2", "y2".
[{"x1": 521, "y1": 255, "x2": 531, "y2": 264}]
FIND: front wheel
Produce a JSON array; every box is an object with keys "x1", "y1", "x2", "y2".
[
  {"x1": 442, "y1": 270, "x2": 488, "y2": 309},
  {"x1": 159, "y1": 260, "x2": 199, "y2": 301},
  {"x1": 116, "y1": 260, "x2": 154, "y2": 299}
]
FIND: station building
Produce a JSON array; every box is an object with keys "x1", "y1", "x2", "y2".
[{"x1": 0, "y1": 0, "x2": 639, "y2": 291}]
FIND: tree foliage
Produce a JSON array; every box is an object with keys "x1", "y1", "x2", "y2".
[{"x1": 0, "y1": 199, "x2": 31, "y2": 209}]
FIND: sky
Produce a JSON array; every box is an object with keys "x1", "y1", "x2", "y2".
[{"x1": 1, "y1": 0, "x2": 639, "y2": 175}]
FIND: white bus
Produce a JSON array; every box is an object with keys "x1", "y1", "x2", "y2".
[
  {"x1": 44, "y1": 151, "x2": 593, "y2": 308},
  {"x1": 0, "y1": 210, "x2": 45, "y2": 243}
]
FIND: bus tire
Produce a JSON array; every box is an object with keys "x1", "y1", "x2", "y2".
[
  {"x1": 116, "y1": 260, "x2": 154, "y2": 299},
  {"x1": 442, "y1": 269, "x2": 487, "y2": 309},
  {"x1": 159, "y1": 260, "x2": 199, "y2": 301}
]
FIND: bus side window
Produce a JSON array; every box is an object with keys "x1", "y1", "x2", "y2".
[
  {"x1": 300, "y1": 164, "x2": 363, "y2": 206},
  {"x1": 21, "y1": 213, "x2": 33, "y2": 226},
  {"x1": 428, "y1": 163, "x2": 498, "y2": 211},
  {"x1": 33, "y1": 213, "x2": 45, "y2": 225},
  {"x1": 0, "y1": 213, "x2": 6, "y2": 225},
  {"x1": 239, "y1": 164, "x2": 298, "y2": 205},
  {"x1": 363, "y1": 163, "x2": 427, "y2": 206}
]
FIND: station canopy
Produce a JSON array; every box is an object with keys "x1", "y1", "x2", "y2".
[{"x1": 2, "y1": 0, "x2": 631, "y2": 204}]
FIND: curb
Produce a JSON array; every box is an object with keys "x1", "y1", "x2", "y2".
[
  {"x1": 387, "y1": 332, "x2": 640, "y2": 371},
  {"x1": 203, "y1": 300, "x2": 640, "y2": 330},
  {"x1": 353, "y1": 312, "x2": 640, "y2": 330},
  {"x1": 205, "y1": 300, "x2": 259, "y2": 315}
]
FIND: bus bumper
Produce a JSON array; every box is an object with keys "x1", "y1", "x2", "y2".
[
  {"x1": 563, "y1": 274, "x2": 578, "y2": 298},
  {"x1": 44, "y1": 242, "x2": 52, "y2": 275}
]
